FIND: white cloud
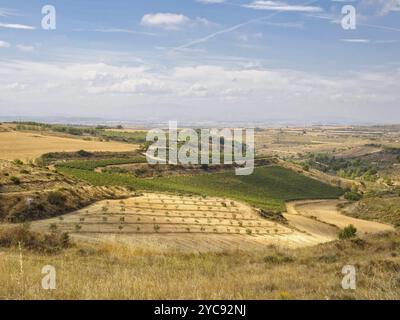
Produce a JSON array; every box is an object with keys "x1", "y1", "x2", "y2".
[
  {"x1": 0, "y1": 22, "x2": 35, "y2": 30},
  {"x1": 17, "y1": 44, "x2": 35, "y2": 52},
  {"x1": 362, "y1": 0, "x2": 400, "y2": 16},
  {"x1": 0, "y1": 8, "x2": 18, "y2": 17},
  {"x1": 341, "y1": 38, "x2": 371, "y2": 43},
  {"x1": 194, "y1": 17, "x2": 217, "y2": 27},
  {"x1": 237, "y1": 32, "x2": 264, "y2": 42},
  {"x1": 0, "y1": 40, "x2": 10, "y2": 48},
  {"x1": 6, "y1": 82, "x2": 27, "y2": 90},
  {"x1": 243, "y1": 1, "x2": 323, "y2": 12},
  {"x1": 1, "y1": 60, "x2": 399, "y2": 122},
  {"x1": 140, "y1": 13, "x2": 215, "y2": 30},
  {"x1": 196, "y1": 0, "x2": 225, "y2": 3},
  {"x1": 73, "y1": 27, "x2": 157, "y2": 36},
  {"x1": 141, "y1": 13, "x2": 190, "y2": 29}
]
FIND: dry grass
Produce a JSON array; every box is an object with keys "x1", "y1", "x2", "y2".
[
  {"x1": 344, "y1": 197, "x2": 400, "y2": 228},
  {"x1": 0, "y1": 231, "x2": 399, "y2": 300},
  {"x1": 0, "y1": 131, "x2": 137, "y2": 161}
]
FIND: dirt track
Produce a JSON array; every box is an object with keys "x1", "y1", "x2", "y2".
[{"x1": 284, "y1": 200, "x2": 394, "y2": 243}]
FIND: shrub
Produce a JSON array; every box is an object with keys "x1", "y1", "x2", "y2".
[
  {"x1": 48, "y1": 223, "x2": 58, "y2": 233},
  {"x1": 10, "y1": 176, "x2": 21, "y2": 185},
  {"x1": 344, "y1": 191, "x2": 362, "y2": 201},
  {"x1": 12, "y1": 159, "x2": 23, "y2": 165},
  {"x1": 47, "y1": 191, "x2": 67, "y2": 206},
  {"x1": 264, "y1": 254, "x2": 295, "y2": 264},
  {"x1": 317, "y1": 254, "x2": 339, "y2": 263},
  {"x1": 0, "y1": 224, "x2": 70, "y2": 253},
  {"x1": 338, "y1": 224, "x2": 357, "y2": 240},
  {"x1": 77, "y1": 150, "x2": 92, "y2": 157}
]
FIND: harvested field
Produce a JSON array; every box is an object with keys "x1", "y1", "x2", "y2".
[{"x1": 0, "y1": 131, "x2": 137, "y2": 161}]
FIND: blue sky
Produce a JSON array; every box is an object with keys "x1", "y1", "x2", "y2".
[{"x1": 1, "y1": 0, "x2": 400, "y2": 124}]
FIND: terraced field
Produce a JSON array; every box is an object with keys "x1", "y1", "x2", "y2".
[{"x1": 30, "y1": 193, "x2": 326, "y2": 251}]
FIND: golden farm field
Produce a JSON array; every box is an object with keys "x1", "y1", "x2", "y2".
[
  {"x1": 30, "y1": 193, "x2": 327, "y2": 251},
  {"x1": 0, "y1": 131, "x2": 137, "y2": 161}
]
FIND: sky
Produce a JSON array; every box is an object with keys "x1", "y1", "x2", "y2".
[{"x1": 0, "y1": 0, "x2": 400, "y2": 124}]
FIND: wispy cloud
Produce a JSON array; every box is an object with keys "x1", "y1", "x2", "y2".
[
  {"x1": 243, "y1": 1, "x2": 323, "y2": 13},
  {"x1": 341, "y1": 38, "x2": 400, "y2": 44},
  {"x1": 261, "y1": 21, "x2": 304, "y2": 28},
  {"x1": 174, "y1": 0, "x2": 319, "y2": 50},
  {"x1": 237, "y1": 32, "x2": 264, "y2": 42},
  {"x1": 306, "y1": 12, "x2": 400, "y2": 33},
  {"x1": 73, "y1": 27, "x2": 157, "y2": 36},
  {"x1": 0, "y1": 22, "x2": 35, "y2": 30},
  {"x1": 360, "y1": 0, "x2": 400, "y2": 16},
  {"x1": 16, "y1": 44, "x2": 35, "y2": 52},
  {"x1": 0, "y1": 8, "x2": 19, "y2": 17},
  {"x1": 196, "y1": 0, "x2": 226, "y2": 3},
  {"x1": 0, "y1": 40, "x2": 11, "y2": 48},
  {"x1": 341, "y1": 38, "x2": 371, "y2": 43}
]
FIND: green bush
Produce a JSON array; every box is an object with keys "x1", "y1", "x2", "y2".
[
  {"x1": 12, "y1": 159, "x2": 23, "y2": 165},
  {"x1": 47, "y1": 191, "x2": 67, "y2": 206},
  {"x1": 344, "y1": 191, "x2": 362, "y2": 201},
  {"x1": 338, "y1": 224, "x2": 357, "y2": 240},
  {"x1": 10, "y1": 176, "x2": 21, "y2": 185}
]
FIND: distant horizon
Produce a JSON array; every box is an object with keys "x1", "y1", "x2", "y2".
[{"x1": 1, "y1": 115, "x2": 400, "y2": 128}]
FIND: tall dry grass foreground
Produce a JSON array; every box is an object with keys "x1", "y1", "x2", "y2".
[{"x1": 0, "y1": 231, "x2": 399, "y2": 300}]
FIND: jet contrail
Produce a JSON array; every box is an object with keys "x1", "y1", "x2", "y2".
[{"x1": 173, "y1": 0, "x2": 322, "y2": 50}]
